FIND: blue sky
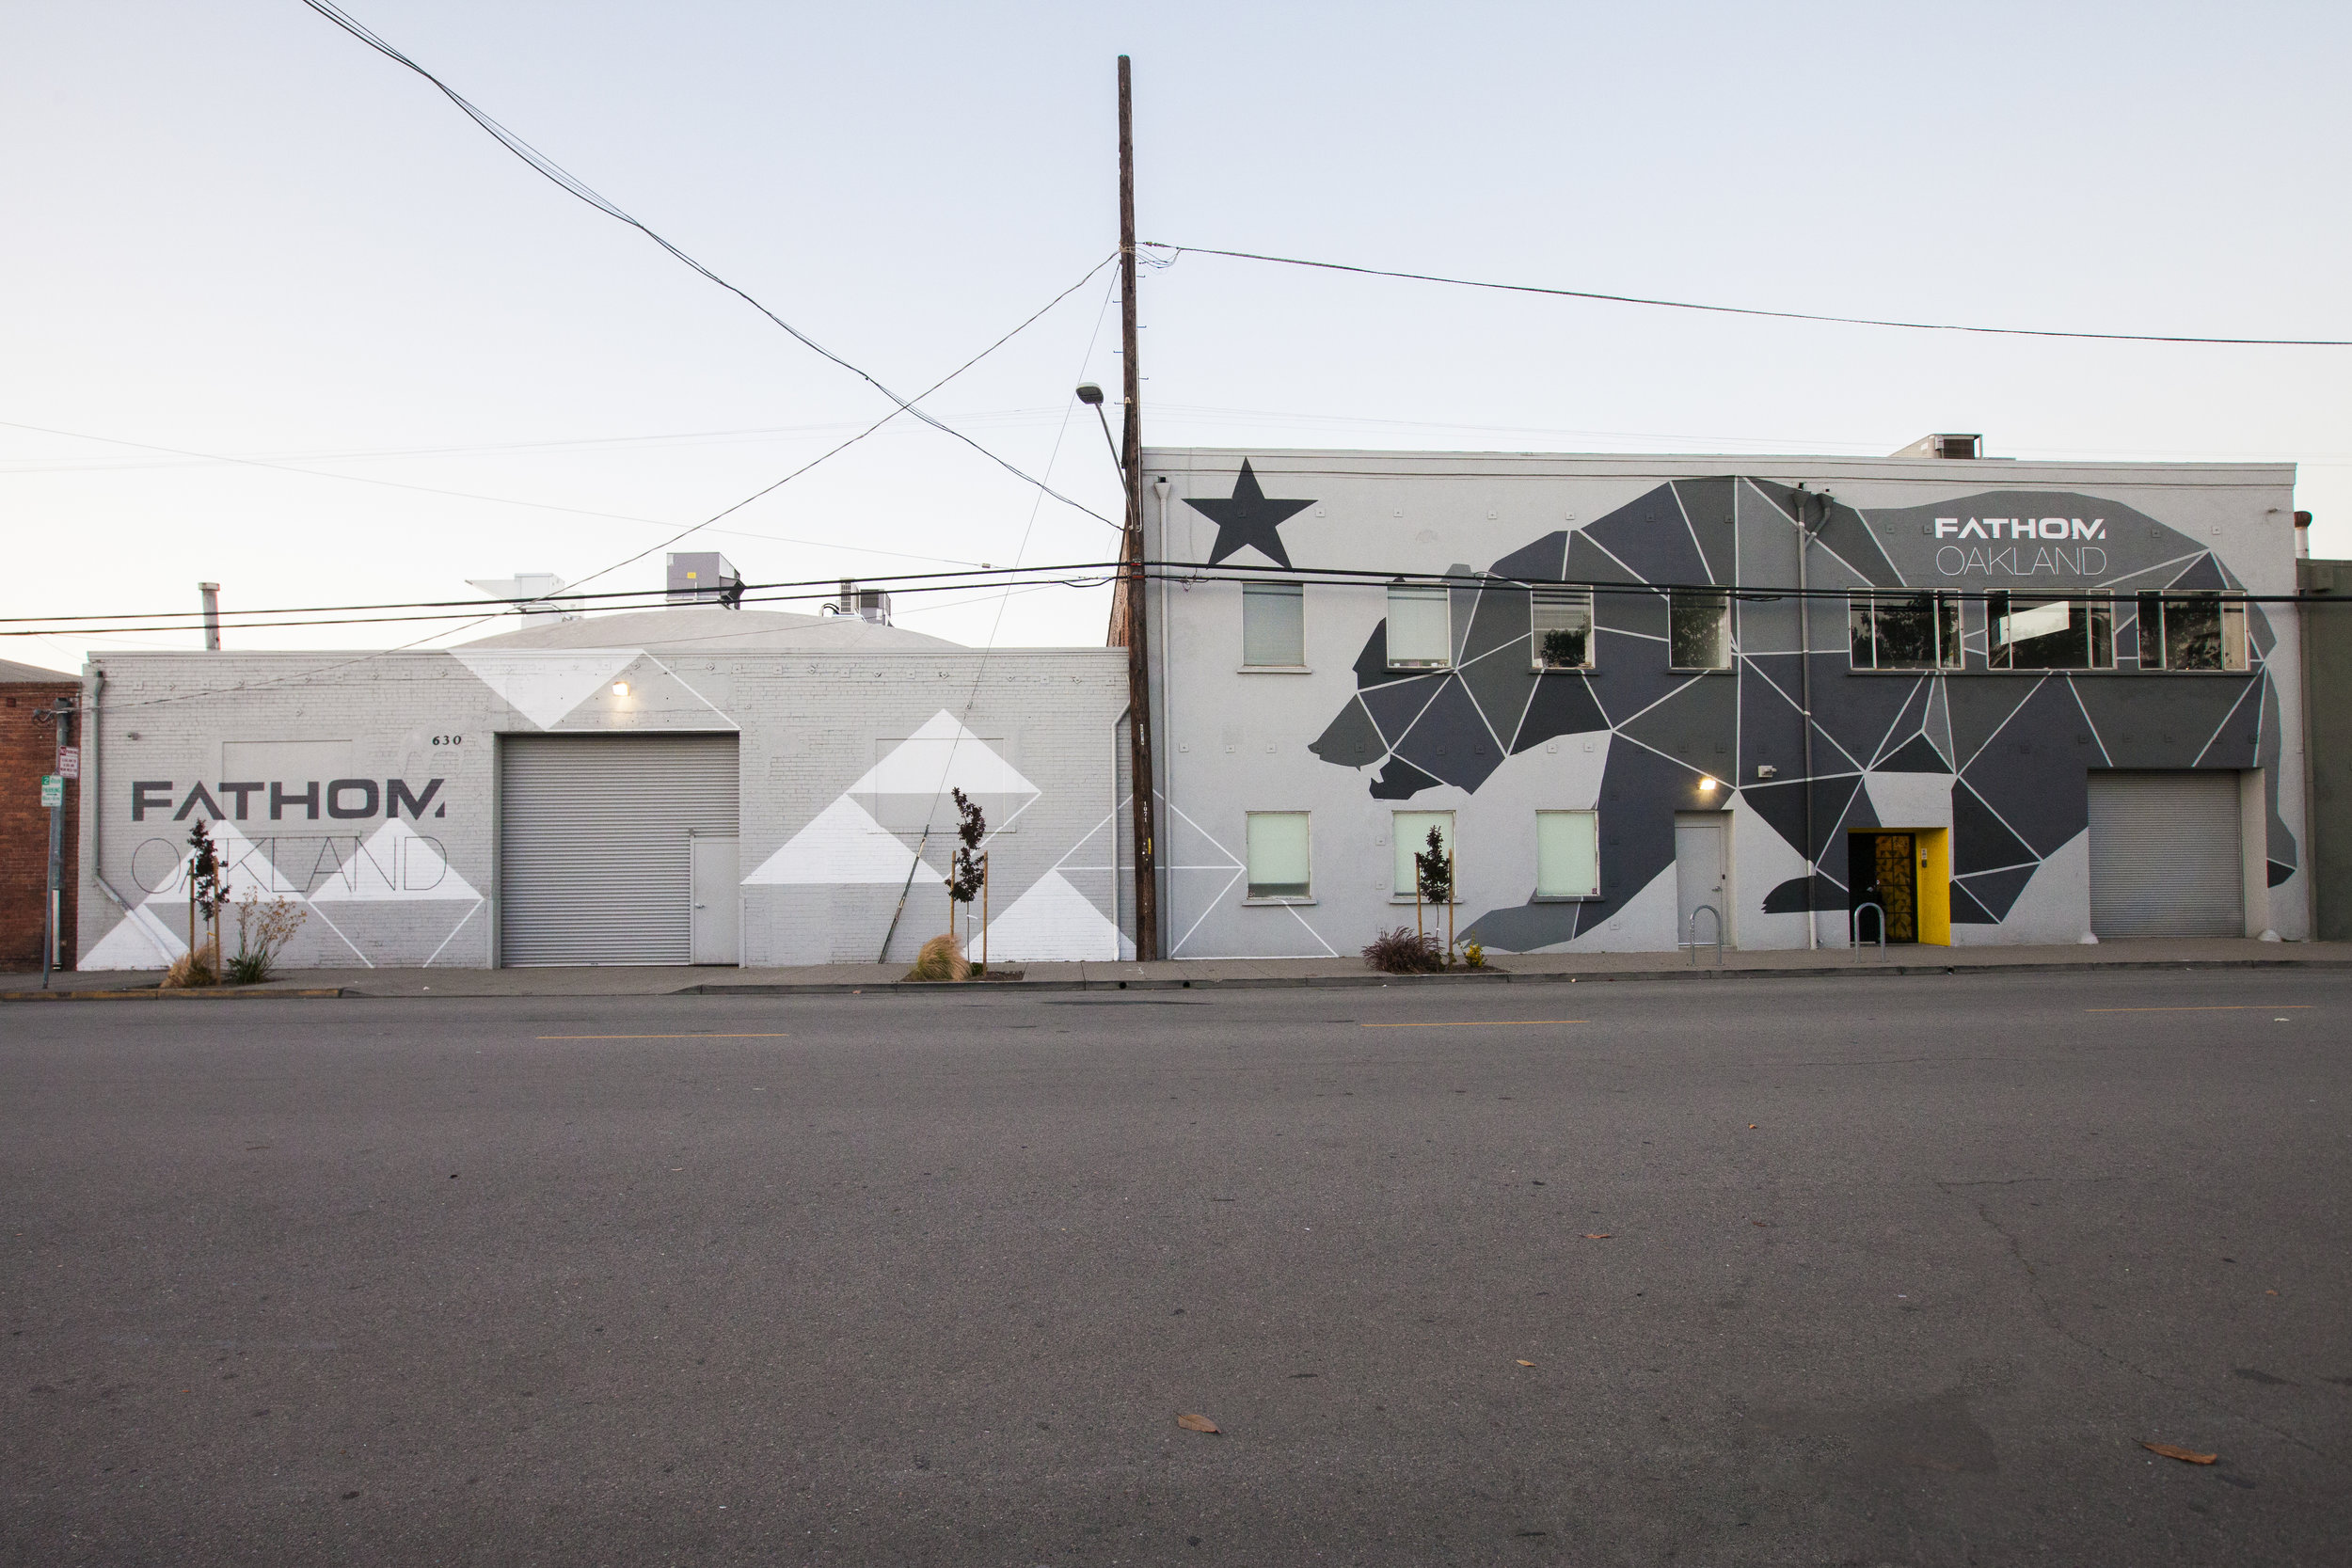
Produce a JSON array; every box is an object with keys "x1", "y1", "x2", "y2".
[{"x1": 4, "y1": 0, "x2": 2346, "y2": 667}]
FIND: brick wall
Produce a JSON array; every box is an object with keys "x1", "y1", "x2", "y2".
[{"x1": 2, "y1": 681, "x2": 80, "y2": 972}]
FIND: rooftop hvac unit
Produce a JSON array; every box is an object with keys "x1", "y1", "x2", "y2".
[
  {"x1": 1892, "y1": 433, "x2": 1985, "y2": 459},
  {"x1": 833, "y1": 579, "x2": 892, "y2": 625},
  {"x1": 667, "y1": 552, "x2": 742, "y2": 606}
]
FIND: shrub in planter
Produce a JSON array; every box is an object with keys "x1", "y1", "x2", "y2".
[
  {"x1": 163, "y1": 940, "x2": 220, "y2": 990},
  {"x1": 1362, "y1": 927, "x2": 1445, "y2": 975},
  {"x1": 906, "y1": 932, "x2": 972, "y2": 982}
]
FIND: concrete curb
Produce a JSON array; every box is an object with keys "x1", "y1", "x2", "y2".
[
  {"x1": 675, "y1": 955, "x2": 2352, "y2": 998},
  {"x1": 2, "y1": 987, "x2": 349, "y2": 1003}
]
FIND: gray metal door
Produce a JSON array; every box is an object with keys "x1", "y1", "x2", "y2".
[
  {"x1": 690, "y1": 833, "x2": 739, "y2": 966},
  {"x1": 1675, "y1": 818, "x2": 1725, "y2": 948},
  {"x1": 500, "y1": 735, "x2": 739, "y2": 966},
  {"x1": 2088, "y1": 770, "x2": 2243, "y2": 938}
]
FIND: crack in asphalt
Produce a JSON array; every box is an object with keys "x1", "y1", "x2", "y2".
[{"x1": 1941, "y1": 1182, "x2": 2344, "y2": 1471}]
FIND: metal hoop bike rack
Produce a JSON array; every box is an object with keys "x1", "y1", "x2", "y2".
[{"x1": 1687, "y1": 904, "x2": 1724, "y2": 967}]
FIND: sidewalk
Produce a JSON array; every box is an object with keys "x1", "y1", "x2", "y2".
[{"x1": 8, "y1": 938, "x2": 2349, "y2": 1001}]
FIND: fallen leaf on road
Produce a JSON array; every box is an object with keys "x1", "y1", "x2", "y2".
[
  {"x1": 1176, "y1": 1413, "x2": 1220, "y2": 1434},
  {"x1": 1752, "y1": 1220, "x2": 1769, "y2": 1227},
  {"x1": 2143, "y1": 1442, "x2": 2217, "y2": 1465},
  {"x1": 1748, "y1": 1124, "x2": 1758, "y2": 1130},
  {"x1": 1516, "y1": 1359, "x2": 1535, "y2": 1367},
  {"x1": 1581, "y1": 1232, "x2": 1613, "y2": 1240}
]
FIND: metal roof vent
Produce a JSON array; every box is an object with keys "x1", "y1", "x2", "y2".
[
  {"x1": 466, "y1": 572, "x2": 575, "y2": 617},
  {"x1": 1893, "y1": 433, "x2": 1984, "y2": 459}
]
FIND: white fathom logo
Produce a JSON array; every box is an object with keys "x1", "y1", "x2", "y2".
[{"x1": 1934, "y1": 516, "x2": 2105, "y2": 540}]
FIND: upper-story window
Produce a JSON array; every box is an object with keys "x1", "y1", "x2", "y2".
[
  {"x1": 1668, "y1": 588, "x2": 1731, "y2": 670},
  {"x1": 1241, "y1": 580, "x2": 1305, "y2": 668},
  {"x1": 1387, "y1": 584, "x2": 1452, "y2": 669},
  {"x1": 1849, "y1": 592, "x2": 1962, "y2": 670},
  {"x1": 1989, "y1": 593, "x2": 2113, "y2": 670},
  {"x1": 2137, "y1": 593, "x2": 2249, "y2": 672},
  {"x1": 1531, "y1": 588, "x2": 1595, "y2": 671}
]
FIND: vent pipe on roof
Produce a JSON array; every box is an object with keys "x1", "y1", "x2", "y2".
[
  {"x1": 2296, "y1": 510, "x2": 2312, "y2": 560},
  {"x1": 199, "y1": 582, "x2": 221, "y2": 651}
]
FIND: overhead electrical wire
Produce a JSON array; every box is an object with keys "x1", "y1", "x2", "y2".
[
  {"x1": 296, "y1": 0, "x2": 1118, "y2": 530},
  {"x1": 1148, "y1": 242, "x2": 2352, "y2": 348},
  {"x1": 0, "y1": 417, "x2": 993, "y2": 570},
  {"x1": 8, "y1": 556, "x2": 2336, "y2": 641}
]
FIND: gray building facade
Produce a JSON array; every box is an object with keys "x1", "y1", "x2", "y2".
[
  {"x1": 74, "y1": 606, "x2": 1131, "y2": 971},
  {"x1": 1140, "y1": 448, "x2": 2310, "y2": 958}
]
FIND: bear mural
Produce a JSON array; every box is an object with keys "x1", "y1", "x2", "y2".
[{"x1": 1307, "y1": 478, "x2": 2294, "y2": 952}]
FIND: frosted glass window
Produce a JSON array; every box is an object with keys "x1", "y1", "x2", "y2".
[
  {"x1": 1242, "y1": 581, "x2": 1305, "y2": 666},
  {"x1": 1535, "y1": 811, "x2": 1600, "y2": 897},
  {"x1": 1246, "y1": 812, "x2": 1311, "y2": 899},
  {"x1": 1387, "y1": 586, "x2": 1452, "y2": 668},
  {"x1": 1392, "y1": 811, "x2": 1454, "y2": 896},
  {"x1": 1668, "y1": 589, "x2": 1731, "y2": 669},
  {"x1": 1532, "y1": 589, "x2": 1594, "y2": 670}
]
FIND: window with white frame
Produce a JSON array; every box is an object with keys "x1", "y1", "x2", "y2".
[
  {"x1": 1848, "y1": 592, "x2": 1962, "y2": 670},
  {"x1": 1391, "y1": 810, "x2": 1454, "y2": 899},
  {"x1": 2137, "y1": 592, "x2": 2249, "y2": 672},
  {"x1": 1386, "y1": 584, "x2": 1452, "y2": 669},
  {"x1": 1534, "y1": 810, "x2": 1600, "y2": 898},
  {"x1": 1668, "y1": 588, "x2": 1731, "y2": 670},
  {"x1": 1241, "y1": 580, "x2": 1305, "y2": 667},
  {"x1": 1245, "y1": 812, "x2": 1311, "y2": 899},
  {"x1": 1989, "y1": 593, "x2": 2113, "y2": 670},
  {"x1": 1531, "y1": 588, "x2": 1595, "y2": 671}
]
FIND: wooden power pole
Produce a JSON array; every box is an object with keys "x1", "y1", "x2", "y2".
[{"x1": 1118, "y1": 55, "x2": 1158, "y2": 961}]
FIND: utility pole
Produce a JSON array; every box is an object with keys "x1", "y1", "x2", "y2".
[
  {"x1": 40, "y1": 696, "x2": 75, "y2": 989},
  {"x1": 1118, "y1": 54, "x2": 1158, "y2": 962}
]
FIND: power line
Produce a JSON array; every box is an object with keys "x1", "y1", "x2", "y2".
[
  {"x1": 1150, "y1": 242, "x2": 2352, "y2": 348},
  {"x1": 12, "y1": 555, "x2": 2335, "y2": 642},
  {"x1": 297, "y1": 0, "x2": 1118, "y2": 527},
  {"x1": 0, "y1": 417, "x2": 993, "y2": 569}
]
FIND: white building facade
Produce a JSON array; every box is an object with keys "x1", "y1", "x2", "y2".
[
  {"x1": 1139, "y1": 448, "x2": 2311, "y2": 958},
  {"x1": 74, "y1": 606, "x2": 1133, "y2": 971}
]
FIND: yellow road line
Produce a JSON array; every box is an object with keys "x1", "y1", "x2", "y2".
[
  {"x1": 1360, "y1": 1020, "x2": 1590, "y2": 1029},
  {"x1": 535, "y1": 1032, "x2": 792, "y2": 1039},
  {"x1": 2082, "y1": 1006, "x2": 2312, "y2": 1014}
]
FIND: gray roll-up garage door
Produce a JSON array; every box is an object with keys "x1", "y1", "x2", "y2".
[
  {"x1": 2088, "y1": 770, "x2": 2243, "y2": 938},
  {"x1": 501, "y1": 735, "x2": 739, "y2": 965}
]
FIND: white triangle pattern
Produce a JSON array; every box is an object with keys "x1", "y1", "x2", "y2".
[
  {"x1": 80, "y1": 822, "x2": 304, "y2": 971},
  {"x1": 743, "y1": 797, "x2": 930, "y2": 886},
  {"x1": 308, "y1": 819, "x2": 484, "y2": 903},
  {"x1": 981, "y1": 869, "x2": 1129, "y2": 961},
  {"x1": 849, "y1": 710, "x2": 1039, "y2": 798},
  {"x1": 452, "y1": 648, "x2": 642, "y2": 730}
]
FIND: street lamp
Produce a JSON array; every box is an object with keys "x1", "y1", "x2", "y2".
[{"x1": 1075, "y1": 383, "x2": 1124, "y2": 486}]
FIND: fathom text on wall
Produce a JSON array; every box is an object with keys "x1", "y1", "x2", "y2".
[{"x1": 131, "y1": 778, "x2": 448, "y2": 822}]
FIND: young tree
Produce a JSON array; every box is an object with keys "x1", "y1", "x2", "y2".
[
  {"x1": 186, "y1": 819, "x2": 225, "y2": 974},
  {"x1": 946, "y1": 787, "x2": 987, "y2": 966},
  {"x1": 1412, "y1": 826, "x2": 1453, "y2": 958}
]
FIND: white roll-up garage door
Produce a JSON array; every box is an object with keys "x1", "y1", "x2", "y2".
[
  {"x1": 500, "y1": 735, "x2": 739, "y2": 966},
  {"x1": 2087, "y1": 770, "x2": 2243, "y2": 938}
]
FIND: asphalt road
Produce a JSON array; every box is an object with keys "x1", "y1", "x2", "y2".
[{"x1": 4, "y1": 969, "x2": 2347, "y2": 1566}]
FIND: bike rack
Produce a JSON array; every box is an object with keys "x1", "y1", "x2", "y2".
[
  {"x1": 1850, "y1": 900, "x2": 1887, "y2": 953},
  {"x1": 1687, "y1": 903, "x2": 1724, "y2": 967}
]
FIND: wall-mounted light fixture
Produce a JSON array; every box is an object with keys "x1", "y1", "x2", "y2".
[
  {"x1": 1697, "y1": 776, "x2": 1719, "y2": 793},
  {"x1": 612, "y1": 681, "x2": 629, "y2": 697}
]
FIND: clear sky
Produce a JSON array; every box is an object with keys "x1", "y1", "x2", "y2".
[{"x1": 5, "y1": 0, "x2": 2346, "y2": 672}]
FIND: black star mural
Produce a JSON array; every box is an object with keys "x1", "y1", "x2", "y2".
[{"x1": 1184, "y1": 459, "x2": 1315, "y2": 568}]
